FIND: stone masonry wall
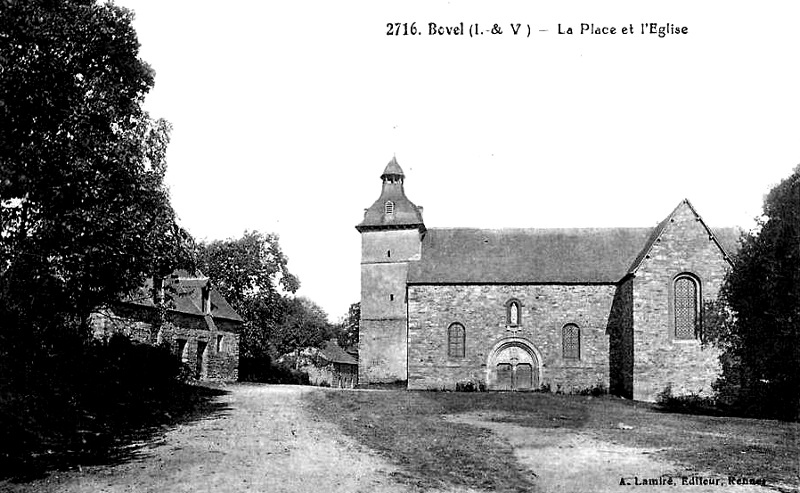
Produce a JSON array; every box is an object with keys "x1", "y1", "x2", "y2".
[
  {"x1": 407, "y1": 284, "x2": 618, "y2": 392},
  {"x1": 608, "y1": 278, "x2": 634, "y2": 397},
  {"x1": 632, "y1": 203, "x2": 730, "y2": 401},
  {"x1": 358, "y1": 319, "x2": 407, "y2": 383},
  {"x1": 91, "y1": 306, "x2": 240, "y2": 381},
  {"x1": 359, "y1": 228, "x2": 421, "y2": 385}
]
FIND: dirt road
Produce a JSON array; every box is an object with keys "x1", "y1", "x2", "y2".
[
  {"x1": 4, "y1": 385, "x2": 417, "y2": 493},
  {"x1": 3, "y1": 385, "x2": 781, "y2": 493}
]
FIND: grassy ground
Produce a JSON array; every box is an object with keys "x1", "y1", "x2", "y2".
[{"x1": 305, "y1": 390, "x2": 800, "y2": 492}]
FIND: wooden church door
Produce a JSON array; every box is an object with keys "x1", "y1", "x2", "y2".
[{"x1": 490, "y1": 343, "x2": 539, "y2": 391}]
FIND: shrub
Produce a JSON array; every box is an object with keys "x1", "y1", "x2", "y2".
[
  {"x1": 0, "y1": 331, "x2": 194, "y2": 478},
  {"x1": 656, "y1": 384, "x2": 721, "y2": 416},
  {"x1": 575, "y1": 383, "x2": 608, "y2": 397},
  {"x1": 455, "y1": 381, "x2": 476, "y2": 392}
]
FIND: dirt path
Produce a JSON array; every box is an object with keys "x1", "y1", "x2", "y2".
[
  {"x1": 3, "y1": 385, "x2": 416, "y2": 493},
  {"x1": 3, "y1": 386, "x2": 787, "y2": 493},
  {"x1": 448, "y1": 412, "x2": 779, "y2": 493}
]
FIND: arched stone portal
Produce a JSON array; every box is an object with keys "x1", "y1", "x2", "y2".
[{"x1": 486, "y1": 338, "x2": 541, "y2": 391}]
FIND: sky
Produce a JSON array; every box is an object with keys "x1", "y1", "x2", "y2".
[{"x1": 114, "y1": 0, "x2": 800, "y2": 321}]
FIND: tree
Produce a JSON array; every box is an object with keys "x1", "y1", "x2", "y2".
[
  {"x1": 335, "y1": 302, "x2": 360, "y2": 349},
  {"x1": 195, "y1": 231, "x2": 299, "y2": 312},
  {"x1": 708, "y1": 166, "x2": 800, "y2": 420},
  {"x1": 195, "y1": 231, "x2": 300, "y2": 379},
  {"x1": 273, "y1": 297, "x2": 332, "y2": 368},
  {"x1": 0, "y1": 1, "x2": 197, "y2": 464},
  {"x1": 0, "y1": 0, "x2": 193, "y2": 331}
]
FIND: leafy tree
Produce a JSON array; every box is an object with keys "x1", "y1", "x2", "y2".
[
  {"x1": 0, "y1": 0, "x2": 199, "y2": 467},
  {"x1": 0, "y1": 0, "x2": 193, "y2": 331},
  {"x1": 196, "y1": 231, "x2": 299, "y2": 312},
  {"x1": 335, "y1": 302, "x2": 360, "y2": 349},
  {"x1": 195, "y1": 231, "x2": 302, "y2": 379},
  {"x1": 708, "y1": 166, "x2": 800, "y2": 420},
  {"x1": 273, "y1": 296, "x2": 332, "y2": 367},
  {"x1": 275, "y1": 296, "x2": 331, "y2": 353}
]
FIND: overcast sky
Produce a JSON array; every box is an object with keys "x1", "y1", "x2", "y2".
[{"x1": 114, "y1": 0, "x2": 800, "y2": 321}]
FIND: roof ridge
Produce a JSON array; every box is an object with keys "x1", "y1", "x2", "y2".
[{"x1": 427, "y1": 226, "x2": 655, "y2": 233}]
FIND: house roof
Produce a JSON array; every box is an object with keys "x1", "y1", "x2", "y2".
[
  {"x1": 408, "y1": 201, "x2": 741, "y2": 285},
  {"x1": 356, "y1": 158, "x2": 425, "y2": 232},
  {"x1": 319, "y1": 339, "x2": 358, "y2": 365},
  {"x1": 122, "y1": 272, "x2": 244, "y2": 323}
]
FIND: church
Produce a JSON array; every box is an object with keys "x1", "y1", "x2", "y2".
[{"x1": 356, "y1": 158, "x2": 738, "y2": 401}]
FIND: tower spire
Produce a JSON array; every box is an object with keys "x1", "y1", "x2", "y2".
[{"x1": 356, "y1": 157, "x2": 424, "y2": 233}]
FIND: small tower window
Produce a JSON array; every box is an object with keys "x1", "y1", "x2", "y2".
[
  {"x1": 216, "y1": 335, "x2": 224, "y2": 352},
  {"x1": 384, "y1": 200, "x2": 394, "y2": 214},
  {"x1": 390, "y1": 294, "x2": 394, "y2": 302}
]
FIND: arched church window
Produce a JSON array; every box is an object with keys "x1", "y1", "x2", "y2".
[
  {"x1": 447, "y1": 323, "x2": 465, "y2": 358},
  {"x1": 562, "y1": 324, "x2": 580, "y2": 360},
  {"x1": 674, "y1": 274, "x2": 701, "y2": 339},
  {"x1": 506, "y1": 299, "x2": 521, "y2": 327},
  {"x1": 384, "y1": 200, "x2": 394, "y2": 214}
]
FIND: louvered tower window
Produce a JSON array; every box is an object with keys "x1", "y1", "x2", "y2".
[
  {"x1": 384, "y1": 200, "x2": 394, "y2": 214},
  {"x1": 562, "y1": 324, "x2": 580, "y2": 360},
  {"x1": 674, "y1": 275, "x2": 700, "y2": 339},
  {"x1": 447, "y1": 323, "x2": 465, "y2": 358}
]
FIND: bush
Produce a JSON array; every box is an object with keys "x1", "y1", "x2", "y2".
[
  {"x1": 0, "y1": 330, "x2": 195, "y2": 478},
  {"x1": 575, "y1": 384, "x2": 608, "y2": 397},
  {"x1": 656, "y1": 384, "x2": 721, "y2": 416},
  {"x1": 455, "y1": 381, "x2": 476, "y2": 392}
]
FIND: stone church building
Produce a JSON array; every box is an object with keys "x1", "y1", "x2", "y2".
[{"x1": 357, "y1": 158, "x2": 738, "y2": 401}]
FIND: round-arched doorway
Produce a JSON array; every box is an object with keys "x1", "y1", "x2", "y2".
[{"x1": 486, "y1": 338, "x2": 541, "y2": 391}]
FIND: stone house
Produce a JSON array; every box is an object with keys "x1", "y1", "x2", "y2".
[
  {"x1": 317, "y1": 339, "x2": 359, "y2": 388},
  {"x1": 357, "y1": 158, "x2": 739, "y2": 401},
  {"x1": 284, "y1": 339, "x2": 359, "y2": 388},
  {"x1": 91, "y1": 270, "x2": 243, "y2": 381}
]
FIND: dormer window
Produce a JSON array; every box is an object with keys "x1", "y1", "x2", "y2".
[{"x1": 384, "y1": 200, "x2": 394, "y2": 214}]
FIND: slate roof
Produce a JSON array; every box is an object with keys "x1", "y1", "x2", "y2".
[
  {"x1": 381, "y1": 156, "x2": 404, "y2": 178},
  {"x1": 319, "y1": 339, "x2": 358, "y2": 365},
  {"x1": 408, "y1": 227, "x2": 654, "y2": 284},
  {"x1": 122, "y1": 272, "x2": 244, "y2": 323},
  {"x1": 356, "y1": 158, "x2": 425, "y2": 232},
  {"x1": 407, "y1": 200, "x2": 741, "y2": 284}
]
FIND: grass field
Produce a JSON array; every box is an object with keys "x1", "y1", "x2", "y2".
[{"x1": 305, "y1": 390, "x2": 800, "y2": 493}]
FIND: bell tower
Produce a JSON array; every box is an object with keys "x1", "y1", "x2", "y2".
[{"x1": 356, "y1": 157, "x2": 425, "y2": 385}]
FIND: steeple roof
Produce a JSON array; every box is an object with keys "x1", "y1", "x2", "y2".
[
  {"x1": 381, "y1": 156, "x2": 404, "y2": 178},
  {"x1": 356, "y1": 157, "x2": 425, "y2": 232}
]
